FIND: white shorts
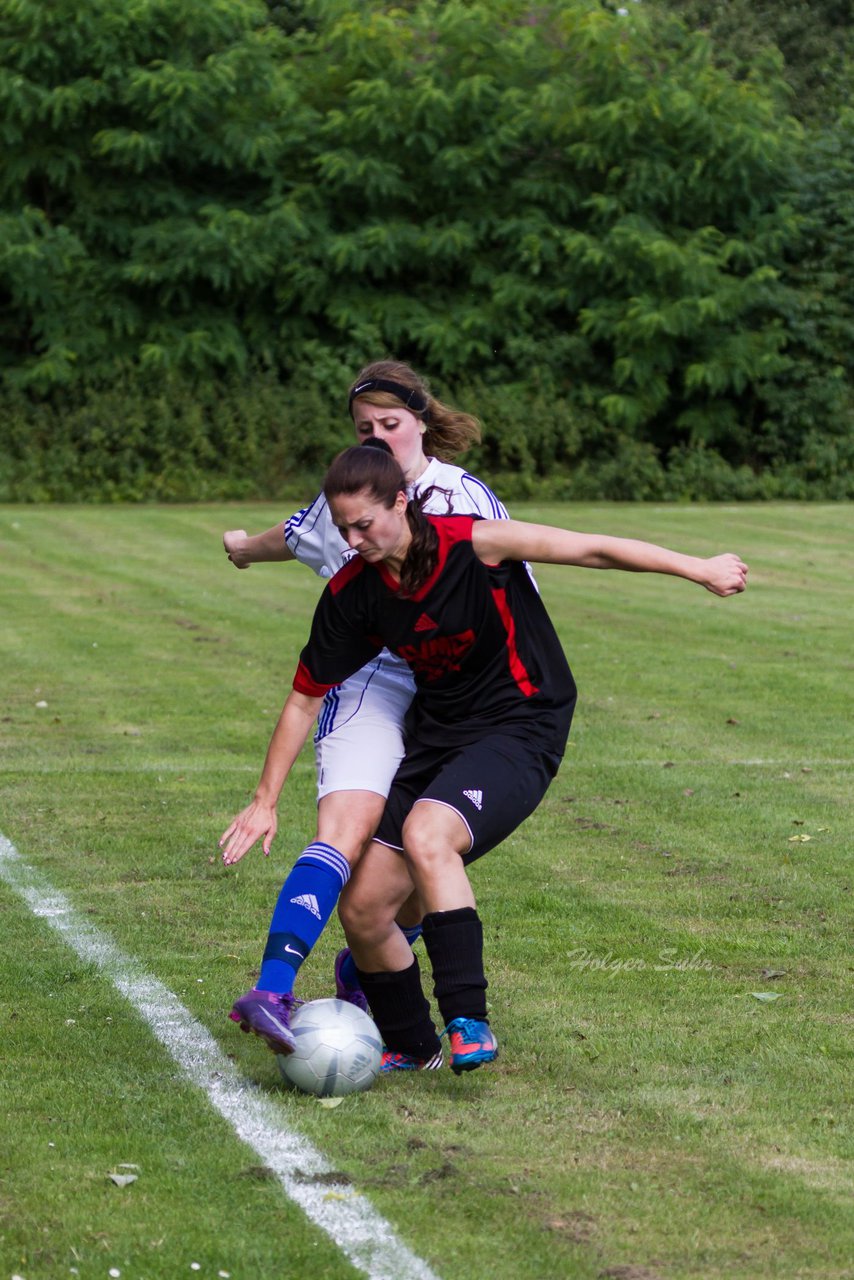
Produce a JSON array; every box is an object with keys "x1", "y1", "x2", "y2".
[{"x1": 313, "y1": 654, "x2": 415, "y2": 801}]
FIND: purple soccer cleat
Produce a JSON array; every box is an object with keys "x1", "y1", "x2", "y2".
[
  {"x1": 333, "y1": 948, "x2": 370, "y2": 1015},
  {"x1": 229, "y1": 988, "x2": 298, "y2": 1055}
]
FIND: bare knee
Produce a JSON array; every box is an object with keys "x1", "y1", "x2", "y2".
[
  {"x1": 400, "y1": 803, "x2": 475, "y2": 913},
  {"x1": 317, "y1": 791, "x2": 385, "y2": 863},
  {"x1": 338, "y1": 877, "x2": 401, "y2": 947},
  {"x1": 338, "y1": 883, "x2": 379, "y2": 941},
  {"x1": 338, "y1": 839, "x2": 418, "y2": 959},
  {"x1": 401, "y1": 804, "x2": 467, "y2": 875}
]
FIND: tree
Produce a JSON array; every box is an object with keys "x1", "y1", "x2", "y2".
[
  {"x1": 0, "y1": 0, "x2": 312, "y2": 387},
  {"x1": 1, "y1": 0, "x2": 805, "y2": 472},
  {"x1": 645, "y1": 0, "x2": 854, "y2": 121},
  {"x1": 288, "y1": 0, "x2": 800, "y2": 457},
  {"x1": 752, "y1": 110, "x2": 854, "y2": 490}
]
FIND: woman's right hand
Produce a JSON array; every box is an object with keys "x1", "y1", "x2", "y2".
[
  {"x1": 223, "y1": 529, "x2": 251, "y2": 569},
  {"x1": 219, "y1": 799, "x2": 278, "y2": 865}
]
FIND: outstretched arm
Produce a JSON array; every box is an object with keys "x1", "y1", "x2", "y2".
[
  {"x1": 472, "y1": 520, "x2": 748, "y2": 597},
  {"x1": 219, "y1": 690, "x2": 323, "y2": 864},
  {"x1": 224, "y1": 524, "x2": 295, "y2": 569}
]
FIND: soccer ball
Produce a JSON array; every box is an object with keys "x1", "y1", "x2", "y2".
[{"x1": 277, "y1": 998, "x2": 382, "y2": 1097}]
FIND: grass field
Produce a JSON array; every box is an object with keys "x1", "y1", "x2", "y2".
[{"x1": 1, "y1": 501, "x2": 852, "y2": 1280}]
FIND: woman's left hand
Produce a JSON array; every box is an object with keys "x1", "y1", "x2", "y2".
[
  {"x1": 702, "y1": 554, "x2": 748, "y2": 596},
  {"x1": 219, "y1": 800, "x2": 278, "y2": 866}
]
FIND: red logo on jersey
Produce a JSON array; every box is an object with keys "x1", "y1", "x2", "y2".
[
  {"x1": 414, "y1": 612, "x2": 439, "y2": 633},
  {"x1": 398, "y1": 630, "x2": 476, "y2": 681}
]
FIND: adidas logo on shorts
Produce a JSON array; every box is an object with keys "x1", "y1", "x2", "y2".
[
  {"x1": 463, "y1": 789, "x2": 483, "y2": 811},
  {"x1": 290, "y1": 893, "x2": 322, "y2": 918}
]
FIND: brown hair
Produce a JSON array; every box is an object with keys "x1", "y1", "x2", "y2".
[
  {"x1": 348, "y1": 359, "x2": 481, "y2": 462},
  {"x1": 323, "y1": 440, "x2": 439, "y2": 595}
]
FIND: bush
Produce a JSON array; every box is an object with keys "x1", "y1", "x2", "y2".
[
  {"x1": 2, "y1": 370, "x2": 849, "y2": 503},
  {"x1": 0, "y1": 372, "x2": 353, "y2": 502}
]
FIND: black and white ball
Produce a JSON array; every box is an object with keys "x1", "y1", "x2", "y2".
[{"x1": 277, "y1": 998, "x2": 382, "y2": 1097}]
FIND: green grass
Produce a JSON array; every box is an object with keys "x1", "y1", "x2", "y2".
[{"x1": 1, "y1": 502, "x2": 852, "y2": 1280}]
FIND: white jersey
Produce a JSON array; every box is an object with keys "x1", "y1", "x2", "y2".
[
  {"x1": 284, "y1": 457, "x2": 509, "y2": 578},
  {"x1": 282, "y1": 458, "x2": 514, "y2": 800}
]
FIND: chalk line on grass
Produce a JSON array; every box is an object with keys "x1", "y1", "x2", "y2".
[{"x1": 0, "y1": 833, "x2": 441, "y2": 1280}]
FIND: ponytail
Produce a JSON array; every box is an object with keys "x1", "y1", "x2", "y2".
[{"x1": 401, "y1": 490, "x2": 439, "y2": 596}]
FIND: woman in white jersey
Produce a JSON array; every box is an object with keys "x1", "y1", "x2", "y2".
[{"x1": 222, "y1": 360, "x2": 514, "y2": 1040}]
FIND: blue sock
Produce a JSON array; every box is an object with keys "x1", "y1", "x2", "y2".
[
  {"x1": 338, "y1": 922, "x2": 423, "y2": 990},
  {"x1": 258, "y1": 842, "x2": 350, "y2": 994}
]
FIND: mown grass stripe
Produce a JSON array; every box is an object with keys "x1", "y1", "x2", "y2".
[
  {"x1": 2, "y1": 758, "x2": 851, "y2": 775},
  {"x1": 0, "y1": 832, "x2": 441, "y2": 1280}
]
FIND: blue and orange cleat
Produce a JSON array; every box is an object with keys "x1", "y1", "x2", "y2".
[
  {"x1": 380, "y1": 1048, "x2": 443, "y2": 1073},
  {"x1": 333, "y1": 948, "x2": 370, "y2": 1015},
  {"x1": 229, "y1": 988, "x2": 298, "y2": 1055},
  {"x1": 443, "y1": 1017, "x2": 498, "y2": 1074}
]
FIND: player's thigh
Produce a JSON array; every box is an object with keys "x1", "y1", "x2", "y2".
[
  {"x1": 372, "y1": 738, "x2": 446, "y2": 853},
  {"x1": 314, "y1": 711, "x2": 405, "y2": 801},
  {"x1": 415, "y1": 733, "x2": 562, "y2": 864}
]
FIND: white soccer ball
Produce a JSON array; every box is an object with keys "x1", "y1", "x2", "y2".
[{"x1": 277, "y1": 998, "x2": 382, "y2": 1097}]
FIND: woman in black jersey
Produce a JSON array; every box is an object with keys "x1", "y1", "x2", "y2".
[{"x1": 221, "y1": 441, "x2": 747, "y2": 1074}]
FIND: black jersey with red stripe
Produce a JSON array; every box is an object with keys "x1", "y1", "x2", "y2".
[{"x1": 293, "y1": 515, "x2": 576, "y2": 751}]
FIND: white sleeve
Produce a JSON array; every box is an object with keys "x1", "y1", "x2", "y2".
[
  {"x1": 419, "y1": 463, "x2": 510, "y2": 520},
  {"x1": 284, "y1": 494, "x2": 350, "y2": 580},
  {"x1": 419, "y1": 462, "x2": 538, "y2": 590},
  {"x1": 457, "y1": 472, "x2": 510, "y2": 520}
]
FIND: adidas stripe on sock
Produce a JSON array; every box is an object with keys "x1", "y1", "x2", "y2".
[{"x1": 259, "y1": 842, "x2": 350, "y2": 994}]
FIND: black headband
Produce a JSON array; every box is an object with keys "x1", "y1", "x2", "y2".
[{"x1": 348, "y1": 378, "x2": 428, "y2": 417}]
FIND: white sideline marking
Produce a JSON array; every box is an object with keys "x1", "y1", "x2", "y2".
[{"x1": 0, "y1": 833, "x2": 441, "y2": 1280}]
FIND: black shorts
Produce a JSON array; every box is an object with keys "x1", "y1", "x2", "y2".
[{"x1": 374, "y1": 731, "x2": 565, "y2": 865}]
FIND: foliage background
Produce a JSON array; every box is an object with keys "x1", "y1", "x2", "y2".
[{"x1": 1, "y1": 0, "x2": 853, "y2": 499}]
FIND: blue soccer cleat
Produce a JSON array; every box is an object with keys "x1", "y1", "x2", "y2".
[{"x1": 443, "y1": 1017, "x2": 498, "y2": 1074}]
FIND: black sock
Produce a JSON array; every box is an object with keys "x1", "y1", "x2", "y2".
[
  {"x1": 354, "y1": 956, "x2": 441, "y2": 1059},
  {"x1": 422, "y1": 907, "x2": 488, "y2": 1026}
]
